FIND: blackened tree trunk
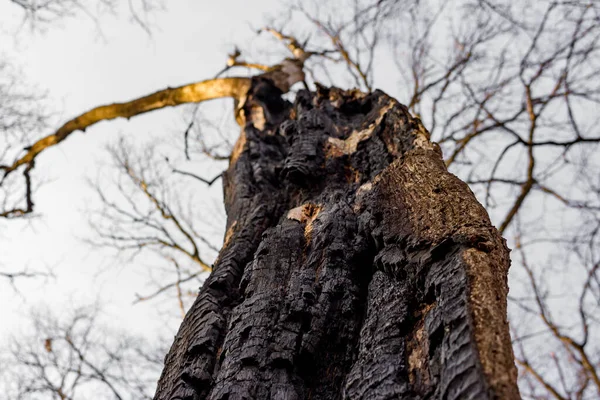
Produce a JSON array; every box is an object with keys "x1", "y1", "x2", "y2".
[{"x1": 154, "y1": 79, "x2": 520, "y2": 400}]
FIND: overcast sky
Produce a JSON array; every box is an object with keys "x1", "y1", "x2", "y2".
[{"x1": 0, "y1": 0, "x2": 294, "y2": 344}]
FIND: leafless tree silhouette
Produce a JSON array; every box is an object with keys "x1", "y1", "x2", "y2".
[
  {"x1": 86, "y1": 138, "x2": 222, "y2": 316},
  {"x1": 1, "y1": 304, "x2": 163, "y2": 400},
  {"x1": 9, "y1": 0, "x2": 163, "y2": 33}
]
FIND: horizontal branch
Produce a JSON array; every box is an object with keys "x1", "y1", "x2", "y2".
[{"x1": 0, "y1": 77, "x2": 252, "y2": 177}]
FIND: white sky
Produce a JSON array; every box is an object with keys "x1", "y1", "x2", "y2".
[{"x1": 0, "y1": 0, "x2": 287, "y2": 344}]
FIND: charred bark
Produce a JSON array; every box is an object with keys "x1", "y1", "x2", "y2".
[{"x1": 154, "y1": 79, "x2": 520, "y2": 400}]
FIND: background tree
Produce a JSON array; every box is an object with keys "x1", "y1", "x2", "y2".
[
  {"x1": 1, "y1": 304, "x2": 163, "y2": 400},
  {"x1": 86, "y1": 138, "x2": 220, "y2": 316},
  {"x1": 9, "y1": 0, "x2": 162, "y2": 33}
]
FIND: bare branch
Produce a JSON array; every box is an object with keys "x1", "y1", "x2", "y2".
[{"x1": 0, "y1": 77, "x2": 252, "y2": 178}]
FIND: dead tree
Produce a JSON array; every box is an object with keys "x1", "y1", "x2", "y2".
[
  {"x1": 154, "y1": 85, "x2": 520, "y2": 399},
  {"x1": 0, "y1": 31, "x2": 520, "y2": 399}
]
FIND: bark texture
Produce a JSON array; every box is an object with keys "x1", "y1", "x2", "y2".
[{"x1": 154, "y1": 80, "x2": 520, "y2": 400}]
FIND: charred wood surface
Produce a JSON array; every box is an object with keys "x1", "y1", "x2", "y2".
[{"x1": 154, "y1": 81, "x2": 519, "y2": 400}]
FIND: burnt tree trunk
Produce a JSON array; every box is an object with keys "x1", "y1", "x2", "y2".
[{"x1": 154, "y1": 79, "x2": 520, "y2": 400}]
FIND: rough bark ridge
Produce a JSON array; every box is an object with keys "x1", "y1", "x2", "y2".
[{"x1": 154, "y1": 80, "x2": 520, "y2": 400}]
